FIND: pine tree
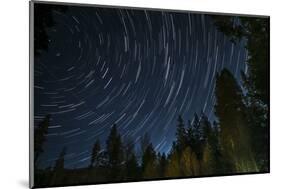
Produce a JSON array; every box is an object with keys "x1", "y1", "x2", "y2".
[
  {"x1": 125, "y1": 152, "x2": 138, "y2": 180},
  {"x1": 90, "y1": 139, "x2": 101, "y2": 168},
  {"x1": 215, "y1": 69, "x2": 258, "y2": 173},
  {"x1": 175, "y1": 115, "x2": 187, "y2": 153},
  {"x1": 165, "y1": 146, "x2": 182, "y2": 177},
  {"x1": 52, "y1": 147, "x2": 67, "y2": 185},
  {"x1": 202, "y1": 121, "x2": 223, "y2": 175},
  {"x1": 192, "y1": 113, "x2": 201, "y2": 141},
  {"x1": 190, "y1": 113, "x2": 204, "y2": 171},
  {"x1": 140, "y1": 132, "x2": 150, "y2": 154},
  {"x1": 54, "y1": 147, "x2": 66, "y2": 171},
  {"x1": 186, "y1": 120, "x2": 194, "y2": 147},
  {"x1": 157, "y1": 153, "x2": 167, "y2": 177},
  {"x1": 187, "y1": 114, "x2": 203, "y2": 155},
  {"x1": 106, "y1": 124, "x2": 124, "y2": 180},
  {"x1": 200, "y1": 112, "x2": 212, "y2": 142},
  {"x1": 142, "y1": 143, "x2": 158, "y2": 179},
  {"x1": 181, "y1": 146, "x2": 199, "y2": 176},
  {"x1": 124, "y1": 138, "x2": 139, "y2": 180},
  {"x1": 34, "y1": 114, "x2": 50, "y2": 166}
]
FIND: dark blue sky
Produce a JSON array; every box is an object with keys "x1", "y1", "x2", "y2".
[{"x1": 34, "y1": 4, "x2": 247, "y2": 168}]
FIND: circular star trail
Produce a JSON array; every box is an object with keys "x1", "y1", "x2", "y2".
[{"x1": 34, "y1": 5, "x2": 248, "y2": 168}]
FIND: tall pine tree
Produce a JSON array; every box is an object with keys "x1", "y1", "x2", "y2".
[
  {"x1": 106, "y1": 124, "x2": 124, "y2": 180},
  {"x1": 142, "y1": 143, "x2": 158, "y2": 179},
  {"x1": 175, "y1": 115, "x2": 187, "y2": 153},
  {"x1": 90, "y1": 139, "x2": 101, "y2": 168},
  {"x1": 215, "y1": 69, "x2": 258, "y2": 173},
  {"x1": 34, "y1": 114, "x2": 50, "y2": 166}
]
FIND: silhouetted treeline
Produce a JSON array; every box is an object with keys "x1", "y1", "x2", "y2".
[
  {"x1": 34, "y1": 72, "x2": 268, "y2": 186},
  {"x1": 34, "y1": 16, "x2": 269, "y2": 187},
  {"x1": 34, "y1": 113, "x2": 217, "y2": 187}
]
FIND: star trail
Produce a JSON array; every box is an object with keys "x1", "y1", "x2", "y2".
[{"x1": 34, "y1": 4, "x2": 248, "y2": 168}]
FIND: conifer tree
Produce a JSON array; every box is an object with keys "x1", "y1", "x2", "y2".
[
  {"x1": 124, "y1": 138, "x2": 139, "y2": 180},
  {"x1": 175, "y1": 115, "x2": 187, "y2": 153},
  {"x1": 142, "y1": 143, "x2": 158, "y2": 179},
  {"x1": 215, "y1": 69, "x2": 258, "y2": 173},
  {"x1": 106, "y1": 124, "x2": 124, "y2": 180},
  {"x1": 157, "y1": 152, "x2": 167, "y2": 177},
  {"x1": 34, "y1": 114, "x2": 51, "y2": 166},
  {"x1": 90, "y1": 139, "x2": 101, "y2": 168},
  {"x1": 52, "y1": 147, "x2": 67, "y2": 185}
]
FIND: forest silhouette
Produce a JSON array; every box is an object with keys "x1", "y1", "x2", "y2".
[{"x1": 33, "y1": 6, "x2": 269, "y2": 188}]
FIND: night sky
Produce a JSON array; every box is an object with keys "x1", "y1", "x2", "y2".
[{"x1": 34, "y1": 4, "x2": 248, "y2": 168}]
